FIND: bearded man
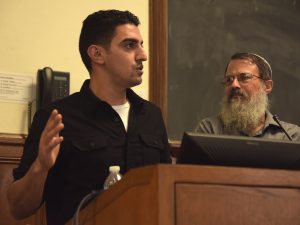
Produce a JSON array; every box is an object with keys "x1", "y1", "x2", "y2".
[{"x1": 195, "y1": 52, "x2": 300, "y2": 141}]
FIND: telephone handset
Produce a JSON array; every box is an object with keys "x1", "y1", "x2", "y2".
[{"x1": 37, "y1": 67, "x2": 70, "y2": 109}]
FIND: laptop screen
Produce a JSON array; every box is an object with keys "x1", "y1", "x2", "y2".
[{"x1": 177, "y1": 132, "x2": 300, "y2": 170}]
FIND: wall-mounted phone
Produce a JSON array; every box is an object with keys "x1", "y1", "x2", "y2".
[{"x1": 36, "y1": 67, "x2": 70, "y2": 109}]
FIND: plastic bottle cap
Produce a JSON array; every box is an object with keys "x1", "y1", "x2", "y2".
[{"x1": 109, "y1": 166, "x2": 120, "y2": 173}]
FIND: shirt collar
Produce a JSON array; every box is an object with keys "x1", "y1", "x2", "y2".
[
  {"x1": 80, "y1": 79, "x2": 144, "y2": 112},
  {"x1": 264, "y1": 111, "x2": 280, "y2": 128},
  {"x1": 253, "y1": 111, "x2": 280, "y2": 136}
]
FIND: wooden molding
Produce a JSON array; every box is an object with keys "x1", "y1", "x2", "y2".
[{"x1": 149, "y1": 0, "x2": 168, "y2": 123}]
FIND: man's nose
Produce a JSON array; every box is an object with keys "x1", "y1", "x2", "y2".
[
  {"x1": 136, "y1": 47, "x2": 148, "y2": 61},
  {"x1": 230, "y1": 77, "x2": 241, "y2": 88}
]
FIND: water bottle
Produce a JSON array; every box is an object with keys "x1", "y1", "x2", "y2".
[{"x1": 103, "y1": 166, "x2": 122, "y2": 190}]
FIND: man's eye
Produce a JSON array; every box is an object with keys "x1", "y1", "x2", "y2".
[
  {"x1": 125, "y1": 42, "x2": 136, "y2": 49},
  {"x1": 225, "y1": 76, "x2": 233, "y2": 83},
  {"x1": 240, "y1": 73, "x2": 252, "y2": 81}
]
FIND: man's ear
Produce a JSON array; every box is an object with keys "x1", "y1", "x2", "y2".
[
  {"x1": 87, "y1": 45, "x2": 105, "y2": 64},
  {"x1": 264, "y1": 80, "x2": 273, "y2": 94}
]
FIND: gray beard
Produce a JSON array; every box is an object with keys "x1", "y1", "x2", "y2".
[{"x1": 220, "y1": 85, "x2": 269, "y2": 134}]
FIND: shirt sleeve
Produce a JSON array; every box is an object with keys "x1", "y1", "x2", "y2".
[
  {"x1": 286, "y1": 122, "x2": 300, "y2": 141},
  {"x1": 12, "y1": 108, "x2": 50, "y2": 180},
  {"x1": 157, "y1": 109, "x2": 172, "y2": 164},
  {"x1": 194, "y1": 115, "x2": 223, "y2": 134}
]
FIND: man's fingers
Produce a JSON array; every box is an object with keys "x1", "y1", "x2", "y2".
[
  {"x1": 41, "y1": 109, "x2": 64, "y2": 146},
  {"x1": 44, "y1": 122, "x2": 64, "y2": 141},
  {"x1": 44, "y1": 110, "x2": 63, "y2": 133},
  {"x1": 47, "y1": 136, "x2": 64, "y2": 151}
]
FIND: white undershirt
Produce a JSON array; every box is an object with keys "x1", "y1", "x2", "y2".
[{"x1": 112, "y1": 101, "x2": 130, "y2": 131}]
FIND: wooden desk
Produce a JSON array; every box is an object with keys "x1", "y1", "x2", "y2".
[{"x1": 0, "y1": 135, "x2": 46, "y2": 225}]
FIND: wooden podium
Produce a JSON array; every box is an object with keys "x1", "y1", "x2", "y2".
[{"x1": 66, "y1": 164, "x2": 300, "y2": 225}]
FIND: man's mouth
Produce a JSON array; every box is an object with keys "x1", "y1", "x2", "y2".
[
  {"x1": 136, "y1": 65, "x2": 143, "y2": 75},
  {"x1": 231, "y1": 93, "x2": 243, "y2": 98},
  {"x1": 229, "y1": 89, "x2": 247, "y2": 101}
]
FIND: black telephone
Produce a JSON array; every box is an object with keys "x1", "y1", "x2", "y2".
[{"x1": 36, "y1": 67, "x2": 70, "y2": 109}]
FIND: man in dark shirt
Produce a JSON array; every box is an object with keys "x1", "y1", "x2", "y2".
[
  {"x1": 7, "y1": 10, "x2": 171, "y2": 225},
  {"x1": 196, "y1": 52, "x2": 300, "y2": 141}
]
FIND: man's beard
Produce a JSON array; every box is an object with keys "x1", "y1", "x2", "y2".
[{"x1": 220, "y1": 84, "x2": 269, "y2": 134}]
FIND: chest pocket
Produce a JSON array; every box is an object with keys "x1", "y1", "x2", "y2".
[
  {"x1": 139, "y1": 134, "x2": 164, "y2": 150},
  {"x1": 139, "y1": 134, "x2": 164, "y2": 164},
  {"x1": 69, "y1": 136, "x2": 113, "y2": 174},
  {"x1": 71, "y1": 136, "x2": 108, "y2": 152}
]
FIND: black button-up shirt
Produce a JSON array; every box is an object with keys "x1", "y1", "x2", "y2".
[{"x1": 13, "y1": 80, "x2": 171, "y2": 225}]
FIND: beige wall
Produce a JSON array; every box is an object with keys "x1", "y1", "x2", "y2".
[{"x1": 0, "y1": 0, "x2": 149, "y2": 135}]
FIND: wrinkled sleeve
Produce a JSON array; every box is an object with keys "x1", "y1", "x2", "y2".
[
  {"x1": 12, "y1": 108, "x2": 51, "y2": 180},
  {"x1": 157, "y1": 109, "x2": 172, "y2": 163},
  {"x1": 289, "y1": 124, "x2": 300, "y2": 142},
  {"x1": 194, "y1": 116, "x2": 223, "y2": 134}
]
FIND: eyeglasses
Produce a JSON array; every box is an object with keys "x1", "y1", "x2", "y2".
[{"x1": 223, "y1": 73, "x2": 263, "y2": 86}]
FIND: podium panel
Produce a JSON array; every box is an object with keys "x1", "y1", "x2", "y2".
[{"x1": 176, "y1": 184, "x2": 300, "y2": 225}]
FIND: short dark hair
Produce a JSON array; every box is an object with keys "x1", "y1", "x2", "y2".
[
  {"x1": 79, "y1": 10, "x2": 140, "y2": 73},
  {"x1": 225, "y1": 52, "x2": 273, "y2": 80}
]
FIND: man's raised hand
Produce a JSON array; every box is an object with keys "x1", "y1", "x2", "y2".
[{"x1": 37, "y1": 109, "x2": 64, "y2": 171}]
